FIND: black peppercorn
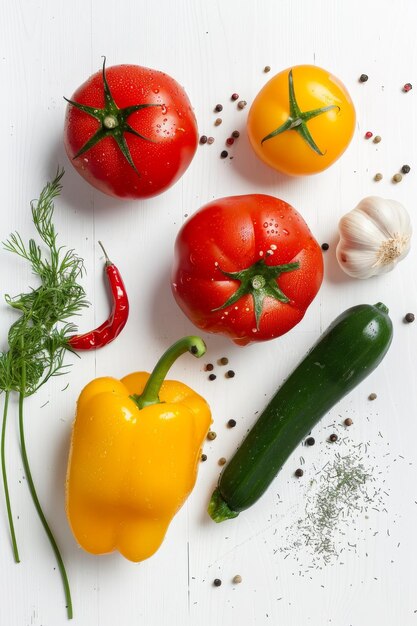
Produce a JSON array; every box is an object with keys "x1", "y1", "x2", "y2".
[
  {"x1": 401, "y1": 164, "x2": 411, "y2": 174},
  {"x1": 201, "y1": 454, "x2": 207, "y2": 462},
  {"x1": 329, "y1": 434, "x2": 338, "y2": 442},
  {"x1": 208, "y1": 373, "x2": 217, "y2": 381},
  {"x1": 214, "y1": 104, "x2": 223, "y2": 112},
  {"x1": 199, "y1": 135, "x2": 208, "y2": 144},
  {"x1": 359, "y1": 74, "x2": 369, "y2": 83},
  {"x1": 220, "y1": 150, "x2": 228, "y2": 159},
  {"x1": 306, "y1": 437, "x2": 315, "y2": 446},
  {"x1": 405, "y1": 312, "x2": 415, "y2": 323},
  {"x1": 295, "y1": 468, "x2": 304, "y2": 477},
  {"x1": 321, "y1": 243, "x2": 329, "y2": 251},
  {"x1": 226, "y1": 370, "x2": 235, "y2": 378},
  {"x1": 213, "y1": 578, "x2": 222, "y2": 587},
  {"x1": 227, "y1": 419, "x2": 237, "y2": 428}
]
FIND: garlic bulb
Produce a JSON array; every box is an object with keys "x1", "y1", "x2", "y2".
[{"x1": 336, "y1": 196, "x2": 412, "y2": 279}]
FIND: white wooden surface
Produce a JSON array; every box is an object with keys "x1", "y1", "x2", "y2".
[{"x1": 1, "y1": 1, "x2": 417, "y2": 624}]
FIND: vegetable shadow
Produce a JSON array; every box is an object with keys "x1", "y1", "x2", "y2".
[
  {"x1": 147, "y1": 259, "x2": 229, "y2": 356},
  {"x1": 227, "y1": 123, "x2": 296, "y2": 191},
  {"x1": 47, "y1": 134, "x2": 162, "y2": 218},
  {"x1": 322, "y1": 231, "x2": 353, "y2": 285},
  {"x1": 49, "y1": 418, "x2": 76, "y2": 547}
]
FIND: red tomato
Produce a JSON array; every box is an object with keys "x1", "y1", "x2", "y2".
[
  {"x1": 172, "y1": 194, "x2": 323, "y2": 346},
  {"x1": 64, "y1": 61, "x2": 198, "y2": 199}
]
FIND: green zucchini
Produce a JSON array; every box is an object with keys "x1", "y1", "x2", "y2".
[{"x1": 208, "y1": 302, "x2": 393, "y2": 523}]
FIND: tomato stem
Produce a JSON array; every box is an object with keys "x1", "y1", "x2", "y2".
[{"x1": 103, "y1": 115, "x2": 118, "y2": 129}]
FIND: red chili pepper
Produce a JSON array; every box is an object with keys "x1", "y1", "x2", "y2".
[{"x1": 68, "y1": 242, "x2": 129, "y2": 350}]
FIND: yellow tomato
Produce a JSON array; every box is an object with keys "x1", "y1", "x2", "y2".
[{"x1": 247, "y1": 65, "x2": 356, "y2": 176}]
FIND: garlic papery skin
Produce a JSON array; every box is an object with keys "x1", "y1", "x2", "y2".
[{"x1": 336, "y1": 196, "x2": 412, "y2": 279}]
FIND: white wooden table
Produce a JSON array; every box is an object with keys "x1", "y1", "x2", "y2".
[{"x1": 1, "y1": 1, "x2": 417, "y2": 624}]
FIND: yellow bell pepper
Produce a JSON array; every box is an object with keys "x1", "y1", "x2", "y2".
[{"x1": 66, "y1": 337, "x2": 211, "y2": 562}]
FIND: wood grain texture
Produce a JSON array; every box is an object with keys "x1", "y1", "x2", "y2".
[{"x1": 1, "y1": 0, "x2": 417, "y2": 624}]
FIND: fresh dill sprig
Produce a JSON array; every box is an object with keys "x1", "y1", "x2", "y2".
[
  {"x1": 2, "y1": 169, "x2": 88, "y2": 396},
  {"x1": 0, "y1": 169, "x2": 89, "y2": 619}
]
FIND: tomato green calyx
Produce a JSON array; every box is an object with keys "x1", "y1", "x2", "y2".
[
  {"x1": 213, "y1": 258, "x2": 300, "y2": 329},
  {"x1": 64, "y1": 57, "x2": 162, "y2": 176},
  {"x1": 261, "y1": 69, "x2": 340, "y2": 155}
]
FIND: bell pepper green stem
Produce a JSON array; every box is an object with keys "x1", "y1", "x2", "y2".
[
  {"x1": 1, "y1": 390, "x2": 20, "y2": 562},
  {"x1": 132, "y1": 336, "x2": 206, "y2": 410}
]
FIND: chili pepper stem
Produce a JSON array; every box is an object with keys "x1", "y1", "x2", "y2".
[
  {"x1": 18, "y1": 366, "x2": 73, "y2": 619},
  {"x1": 98, "y1": 241, "x2": 112, "y2": 266},
  {"x1": 132, "y1": 336, "x2": 206, "y2": 409},
  {"x1": 1, "y1": 390, "x2": 20, "y2": 562}
]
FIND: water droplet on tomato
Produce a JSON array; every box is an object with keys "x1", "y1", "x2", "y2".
[
  {"x1": 263, "y1": 222, "x2": 268, "y2": 228},
  {"x1": 153, "y1": 88, "x2": 159, "y2": 94},
  {"x1": 161, "y1": 105, "x2": 167, "y2": 114},
  {"x1": 282, "y1": 229, "x2": 289, "y2": 235}
]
